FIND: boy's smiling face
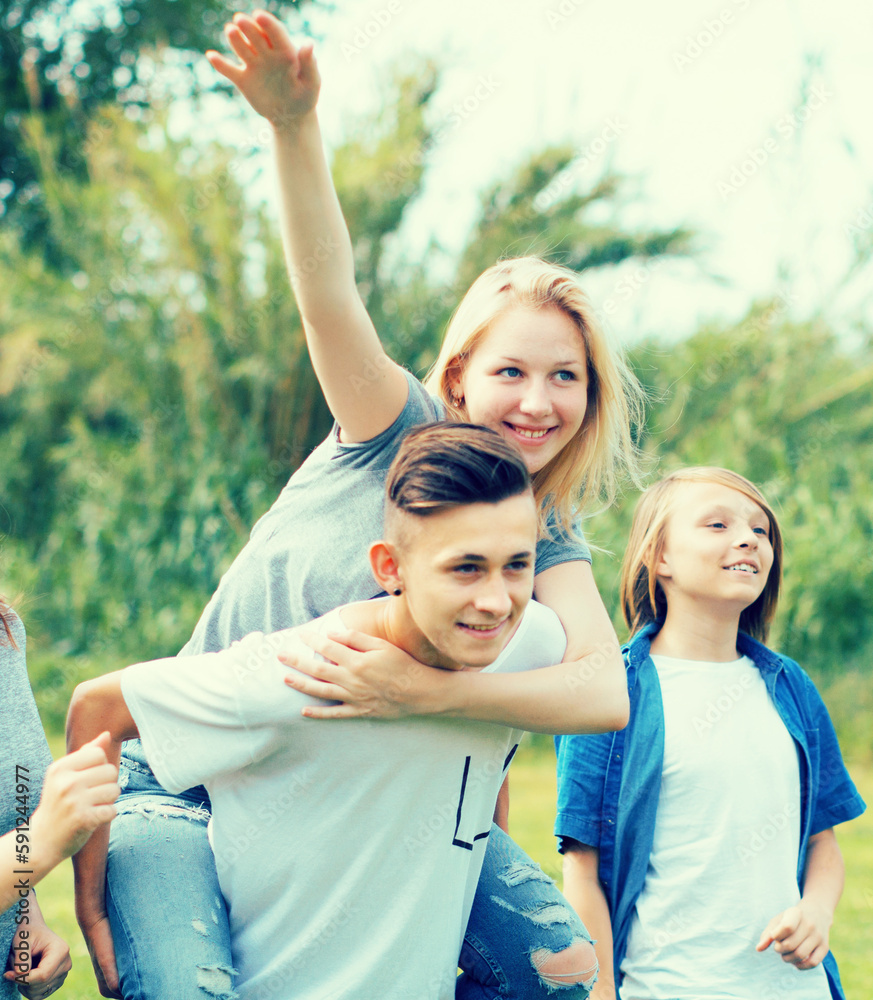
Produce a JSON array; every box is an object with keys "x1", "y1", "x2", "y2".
[{"x1": 379, "y1": 492, "x2": 537, "y2": 671}]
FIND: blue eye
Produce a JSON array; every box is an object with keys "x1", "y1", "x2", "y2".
[
  {"x1": 506, "y1": 560, "x2": 531, "y2": 573},
  {"x1": 554, "y1": 370, "x2": 577, "y2": 382},
  {"x1": 498, "y1": 367, "x2": 523, "y2": 378},
  {"x1": 753, "y1": 526, "x2": 769, "y2": 536}
]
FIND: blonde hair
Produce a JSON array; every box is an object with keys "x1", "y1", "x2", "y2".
[
  {"x1": 620, "y1": 467, "x2": 783, "y2": 641},
  {"x1": 423, "y1": 257, "x2": 645, "y2": 537}
]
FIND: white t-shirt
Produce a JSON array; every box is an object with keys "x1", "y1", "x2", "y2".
[
  {"x1": 619, "y1": 654, "x2": 830, "y2": 1000},
  {"x1": 123, "y1": 599, "x2": 567, "y2": 1000}
]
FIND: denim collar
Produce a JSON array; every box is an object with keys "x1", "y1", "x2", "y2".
[{"x1": 624, "y1": 619, "x2": 785, "y2": 678}]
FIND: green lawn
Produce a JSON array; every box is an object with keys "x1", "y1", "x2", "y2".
[{"x1": 29, "y1": 738, "x2": 873, "y2": 998}]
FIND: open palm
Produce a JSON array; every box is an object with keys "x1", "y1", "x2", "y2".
[{"x1": 206, "y1": 10, "x2": 320, "y2": 128}]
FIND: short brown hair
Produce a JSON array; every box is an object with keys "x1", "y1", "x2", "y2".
[
  {"x1": 620, "y1": 467, "x2": 783, "y2": 641},
  {"x1": 386, "y1": 423, "x2": 531, "y2": 519}
]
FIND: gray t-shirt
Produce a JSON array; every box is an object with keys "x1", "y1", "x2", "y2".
[
  {"x1": 180, "y1": 369, "x2": 590, "y2": 657},
  {"x1": 0, "y1": 611, "x2": 53, "y2": 999}
]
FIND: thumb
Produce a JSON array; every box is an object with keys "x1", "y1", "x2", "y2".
[{"x1": 325, "y1": 628, "x2": 386, "y2": 653}]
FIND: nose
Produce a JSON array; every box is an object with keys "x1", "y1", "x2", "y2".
[
  {"x1": 518, "y1": 378, "x2": 552, "y2": 418},
  {"x1": 472, "y1": 575, "x2": 513, "y2": 618},
  {"x1": 735, "y1": 526, "x2": 759, "y2": 549}
]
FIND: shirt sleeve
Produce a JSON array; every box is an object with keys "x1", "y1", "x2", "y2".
[
  {"x1": 535, "y1": 510, "x2": 592, "y2": 575},
  {"x1": 122, "y1": 629, "x2": 312, "y2": 794},
  {"x1": 553, "y1": 730, "x2": 615, "y2": 852},
  {"x1": 329, "y1": 367, "x2": 445, "y2": 471},
  {"x1": 797, "y1": 669, "x2": 867, "y2": 834}
]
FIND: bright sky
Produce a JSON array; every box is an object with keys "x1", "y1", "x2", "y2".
[{"x1": 208, "y1": 0, "x2": 873, "y2": 344}]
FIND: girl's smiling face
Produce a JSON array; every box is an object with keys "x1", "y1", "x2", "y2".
[
  {"x1": 451, "y1": 305, "x2": 589, "y2": 475},
  {"x1": 656, "y1": 481, "x2": 775, "y2": 615}
]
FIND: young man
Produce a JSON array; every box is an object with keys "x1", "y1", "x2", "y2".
[{"x1": 67, "y1": 424, "x2": 580, "y2": 1000}]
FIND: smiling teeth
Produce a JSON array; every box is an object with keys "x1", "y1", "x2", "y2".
[
  {"x1": 463, "y1": 623, "x2": 500, "y2": 631},
  {"x1": 513, "y1": 427, "x2": 550, "y2": 439},
  {"x1": 727, "y1": 564, "x2": 757, "y2": 574}
]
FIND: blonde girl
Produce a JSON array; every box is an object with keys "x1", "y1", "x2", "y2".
[
  {"x1": 73, "y1": 11, "x2": 644, "y2": 999},
  {"x1": 556, "y1": 468, "x2": 865, "y2": 999}
]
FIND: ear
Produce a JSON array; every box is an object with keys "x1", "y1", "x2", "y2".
[
  {"x1": 652, "y1": 543, "x2": 672, "y2": 581},
  {"x1": 369, "y1": 540, "x2": 403, "y2": 594},
  {"x1": 446, "y1": 356, "x2": 465, "y2": 406}
]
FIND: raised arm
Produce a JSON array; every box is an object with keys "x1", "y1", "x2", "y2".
[
  {"x1": 66, "y1": 674, "x2": 139, "y2": 998},
  {"x1": 206, "y1": 11, "x2": 408, "y2": 442},
  {"x1": 280, "y1": 560, "x2": 629, "y2": 733}
]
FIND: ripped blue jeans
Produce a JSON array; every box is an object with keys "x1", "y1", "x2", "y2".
[{"x1": 108, "y1": 747, "x2": 596, "y2": 999}]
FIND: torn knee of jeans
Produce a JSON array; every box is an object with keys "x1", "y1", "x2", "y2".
[
  {"x1": 531, "y1": 939, "x2": 598, "y2": 993},
  {"x1": 196, "y1": 964, "x2": 238, "y2": 999},
  {"x1": 117, "y1": 800, "x2": 212, "y2": 823},
  {"x1": 497, "y1": 861, "x2": 555, "y2": 888},
  {"x1": 490, "y1": 896, "x2": 578, "y2": 929}
]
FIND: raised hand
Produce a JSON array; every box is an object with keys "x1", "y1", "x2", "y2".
[{"x1": 206, "y1": 10, "x2": 320, "y2": 130}]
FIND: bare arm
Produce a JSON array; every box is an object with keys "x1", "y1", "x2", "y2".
[
  {"x1": 562, "y1": 841, "x2": 616, "y2": 1000},
  {"x1": 66, "y1": 674, "x2": 139, "y2": 998},
  {"x1": 207, "y1": 12, "x2": 408, "y2": 442},
  {"x1": 281, "y1": 560, "x2": 629, "y2": 734},
  {"x1": 757, "y1": 827, "x2": 845, "y2": 970}
]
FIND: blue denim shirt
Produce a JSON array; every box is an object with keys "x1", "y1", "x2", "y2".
[{"x1": 554, "y1": 621, "x2": 866, "y2": 998}]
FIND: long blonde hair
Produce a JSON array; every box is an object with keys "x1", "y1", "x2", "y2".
[
  {"x1": 424, "y1": 257, "x2": 645, "y2": 537},
  {"x1": 620, "y1": 467, "x2": 783, "y2": 641}
]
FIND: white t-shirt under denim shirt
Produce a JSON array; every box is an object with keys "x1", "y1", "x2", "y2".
[
  {"x1": 620, "y1": 654, "x2": 830, "y2": 1000},
  {"x1": 123, "y1": 599, "x2": 567, "y2": 1000}
]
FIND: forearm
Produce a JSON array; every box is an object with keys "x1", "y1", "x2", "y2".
[
  {"x1": 424, "y1": 651, "x2": 628, "y2": 734},
  {"x1": 562, "y1": 848, "x2": 616, "y2": 999},
  {"x1": 272, "y1": 114, "x2": 361, "y2": 329},
  {"x1": 800, "y1": 829, "x2": 844, "y2": 923}
]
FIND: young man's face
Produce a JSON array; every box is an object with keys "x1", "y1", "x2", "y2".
[{"x1": 394, "y1": 492, "x2": 538, "y2": 670}]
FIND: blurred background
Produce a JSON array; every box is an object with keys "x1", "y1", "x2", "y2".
[{"x1": 2, "y1": 0, "x2": 872, "y2": 992}]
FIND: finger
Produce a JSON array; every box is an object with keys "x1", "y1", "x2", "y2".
[
  {"x1": 22, "y1": 939, "x2": 71, "y2": 983},
  {"x1": 252, "y1": 9, "x2": 296, "y2": 55},
  {"x1": 232, "y1": 13, "x2": 272, "y2": 55},
  {"x1": 283, "y1": 674, "x2": 346, "y2": 701},
  {"x1": 224, "y1": 23, "x2": 258, "y2": 64},
  {"x1": 205, "y1": 49, "x2": 246, "y2": 86},
  {"x1": 296, "y1": 42, "x2": 320, "y2": 88},
  {"x1": 278, "y1": 650, "x2": 339, "y2": 679},
  {"x1": 301, "y1": 702, "x2": 370, "y2": 720},
  {"x1": 796, "y1": 942, "x2": 827, "y2": 970},
  {"x1": 296, "y1": 630, "x2": 360, "y2": 664},
  {"x1": 324, "y1": 628, "x2": 387, "y2": 653}
]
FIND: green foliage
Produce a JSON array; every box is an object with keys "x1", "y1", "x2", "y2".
[{"x1": 1, "y1": 0, "x2": 321, "y2": 261}]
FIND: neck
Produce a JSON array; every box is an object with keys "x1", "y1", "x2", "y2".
[
  {"x1": 648, "y1": 600, "x2": 744, "y2": 662},
  {"x1": 341, "y1": 598, "x2": 460, "y2": 671}
]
